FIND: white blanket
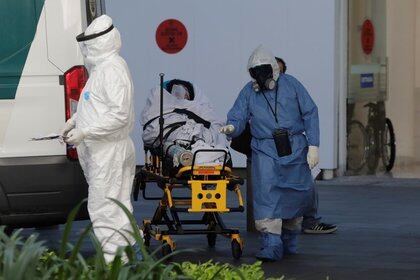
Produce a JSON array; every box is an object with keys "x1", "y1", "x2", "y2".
[{"x1": 141, "y1": 83, "x2": 228, "y2": 165}]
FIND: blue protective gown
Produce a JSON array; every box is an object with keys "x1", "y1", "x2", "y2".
[{"x1": 227, "y1": 74, "x2": 319, "y2": 220}]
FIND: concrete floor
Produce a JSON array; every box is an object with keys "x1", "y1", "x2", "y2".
[
  {"x1": 23, "y1": 176, "x2": 420, "y2": 280},
  {"x1": 391, "y1": 163, "x2": 420, "y2": 179}
]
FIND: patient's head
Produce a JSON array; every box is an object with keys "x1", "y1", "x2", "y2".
[
  {"x1": 172, "y1": 84, "x2": 190, "y2": 100},
  {"x1": 166, "y1": 79, "x2": 195, "y2": 100}
]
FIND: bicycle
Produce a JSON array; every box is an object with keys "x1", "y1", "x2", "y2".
[
  {"x1": 347, "y1": 119, "x2": 368, "y2": 172},
  {"x1": 364, "y1": 101, "x2": 396, "y2": 173},
  {"x1": 347, "y1": 101, "x2": 396, "y2": 173}
]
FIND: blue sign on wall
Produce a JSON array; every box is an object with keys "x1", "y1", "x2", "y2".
[{"x1": 360, "y1": 73, "x2": 374, "y2": 88}]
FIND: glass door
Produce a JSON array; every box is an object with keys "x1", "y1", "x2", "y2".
[{"x1": 347, "y1": 0, "x2": 394, "y2": 174}]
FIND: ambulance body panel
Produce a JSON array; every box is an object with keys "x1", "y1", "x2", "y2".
[{"x1": 0, "y1": 0, "x2": 104, "y2": 227}]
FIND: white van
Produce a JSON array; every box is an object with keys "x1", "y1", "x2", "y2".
[{"x1": 0, "y1": 0, "x2": 105, "y2": 228}]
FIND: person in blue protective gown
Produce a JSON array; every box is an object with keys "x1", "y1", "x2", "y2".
[{"x1": 220, "y1": 45, "x2": 320, "y2": 262}]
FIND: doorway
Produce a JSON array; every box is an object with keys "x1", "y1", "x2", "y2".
[
  {"x1": 346, "y1": 0, "x2": 420, "y2": 178},
  {"x1": 346, "y1": 0, "x2": 395, "y2": 175}
]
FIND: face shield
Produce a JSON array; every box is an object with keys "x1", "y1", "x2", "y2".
[
  {"x1": 166, "y1": 79, "x2": 195, "y2": 100},
  {"x1": 75, "y1": 15, "x2": 121, "y2": 72}
]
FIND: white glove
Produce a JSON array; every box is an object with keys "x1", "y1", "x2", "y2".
[
  {"x1": 219, "y1": 124, "x2": 235, "y2": 135},
  {"x1": 61, "y1": 116, "x2": 76, "y2": 137},
  {"x1": 307, "y1": 146, "x2": 319, "y2": 169},
  {"x1": 65, "y1": 128, "x2": 86, "y2": 146},
  {"x1": 61, "y1": 113, "x2": 77, "y2": 137}
]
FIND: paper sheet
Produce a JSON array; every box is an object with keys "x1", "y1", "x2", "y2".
[
  {"x1": 30, "y1": 133, "x2": 64, "y2": 141},
  {"x1": 311, "y1": 165, "x2": 321, "y2": 180}
]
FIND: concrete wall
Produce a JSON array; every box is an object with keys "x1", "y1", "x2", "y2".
[
  {"x1": 386, "y1": 0, "x2": 417, "y2": 165},
  {"x1": 415, "y1": 1, "x2": 420, "y2": 161}
]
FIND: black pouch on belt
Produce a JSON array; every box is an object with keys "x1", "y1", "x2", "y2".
[{"x1": 272, "y1": 128, "x2": 292, "y2": 157}]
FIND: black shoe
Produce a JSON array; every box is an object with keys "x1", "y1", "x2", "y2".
[{"x1": 303, "y1": 223, "x2": 337, "y2": 234}]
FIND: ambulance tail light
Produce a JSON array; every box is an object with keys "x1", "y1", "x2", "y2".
[{"x1": 63, "y1": 66, "x2": 88, "y2": 160}]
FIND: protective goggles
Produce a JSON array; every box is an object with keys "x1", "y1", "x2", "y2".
[{"x1": 76, "y1": 24, "x2": 114, "y2": 42}]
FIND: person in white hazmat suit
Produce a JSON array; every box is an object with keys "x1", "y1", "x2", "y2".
[
  {"x1": 62, "y1": 15, "x2": 139, "y2": 263},
  {"x1": 142, "y1": 79, "x2": 229, "y2": 166}
]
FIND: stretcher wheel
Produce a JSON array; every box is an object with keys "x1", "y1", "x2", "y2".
[
  {"x1": 207, "y1": 233, "x2": 217, "y2": 248},
  {"x1": 144, "y1": 232, "x2": 151, "y2": 247},
  {"x1": 161, "y1": 241, "x2": 173, "y2": 258},
  {"x1": 231, "y1": 239, "x2": 242, "y2": 260},
  {"x1": 142, "y1": 221, "x2": 152, "y2": 247}
]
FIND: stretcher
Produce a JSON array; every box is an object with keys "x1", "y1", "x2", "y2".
[{"x1": 133, "y1": 74, "x2": 245, "y2": 259}]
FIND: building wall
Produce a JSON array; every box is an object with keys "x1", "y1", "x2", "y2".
[
  {"x1": 415, "y1": 1, "x2": 420, "y2": 161},
  {"x1": 106, "y1": 0, "x2": 340, "y2": 168},
  {"x1": 386, "y1": 0, "x2": 417, "y2": 165}
]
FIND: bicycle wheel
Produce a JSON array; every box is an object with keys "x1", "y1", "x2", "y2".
[
  {"x1": 366, "y1": 124, "x2": 379, "y2": 173},
  {"x1": 347, "y1": 120, "x2": 368, "y2": 172},
  {"x1": 381, "y1": 118, "x2": 396, "y2": 172}
]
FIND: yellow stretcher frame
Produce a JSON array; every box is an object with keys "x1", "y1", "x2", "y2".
[{"x1": 134, "y1": 149, "x2": 245, "y2": 259}]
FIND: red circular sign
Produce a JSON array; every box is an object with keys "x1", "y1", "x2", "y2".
[
  {"x1": 361, "y1": 19, "x2": 375, "y2": 55},
  {"x1": 156, "y1": 19, "x2": 188, "y2": 54}
]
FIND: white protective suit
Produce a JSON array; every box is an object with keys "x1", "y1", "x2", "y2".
[
  {"x1": 141, "y1": 82, "x2": 228, "y2": 165},
  {"x1": 69, "y1": 15, "x2": 136, "y2": 263}
]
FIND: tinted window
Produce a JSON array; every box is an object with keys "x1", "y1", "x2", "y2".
[
  {"x1": 0, "y1": 0, "x2": 44, "y2": 99},
  {"x1": 86, "y1": 0, "x2": 105, "y2": 25}
]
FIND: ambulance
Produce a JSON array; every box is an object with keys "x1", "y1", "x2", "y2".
[{"x1": 0, "y1": 0, "x2": 105, "y2": 228}]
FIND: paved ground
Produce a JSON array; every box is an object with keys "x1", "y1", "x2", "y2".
[{"x1": 22, "y1": 176, "x2": 420, "y2": 280}]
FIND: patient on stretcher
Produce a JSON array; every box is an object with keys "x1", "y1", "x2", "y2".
[{"x1": 141, "y1": 79, "x2": 229, "y2": 168}]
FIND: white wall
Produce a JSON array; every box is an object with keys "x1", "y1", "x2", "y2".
[{"x1": 106, "y1": 0, "x2": 339, "y2": 168}]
